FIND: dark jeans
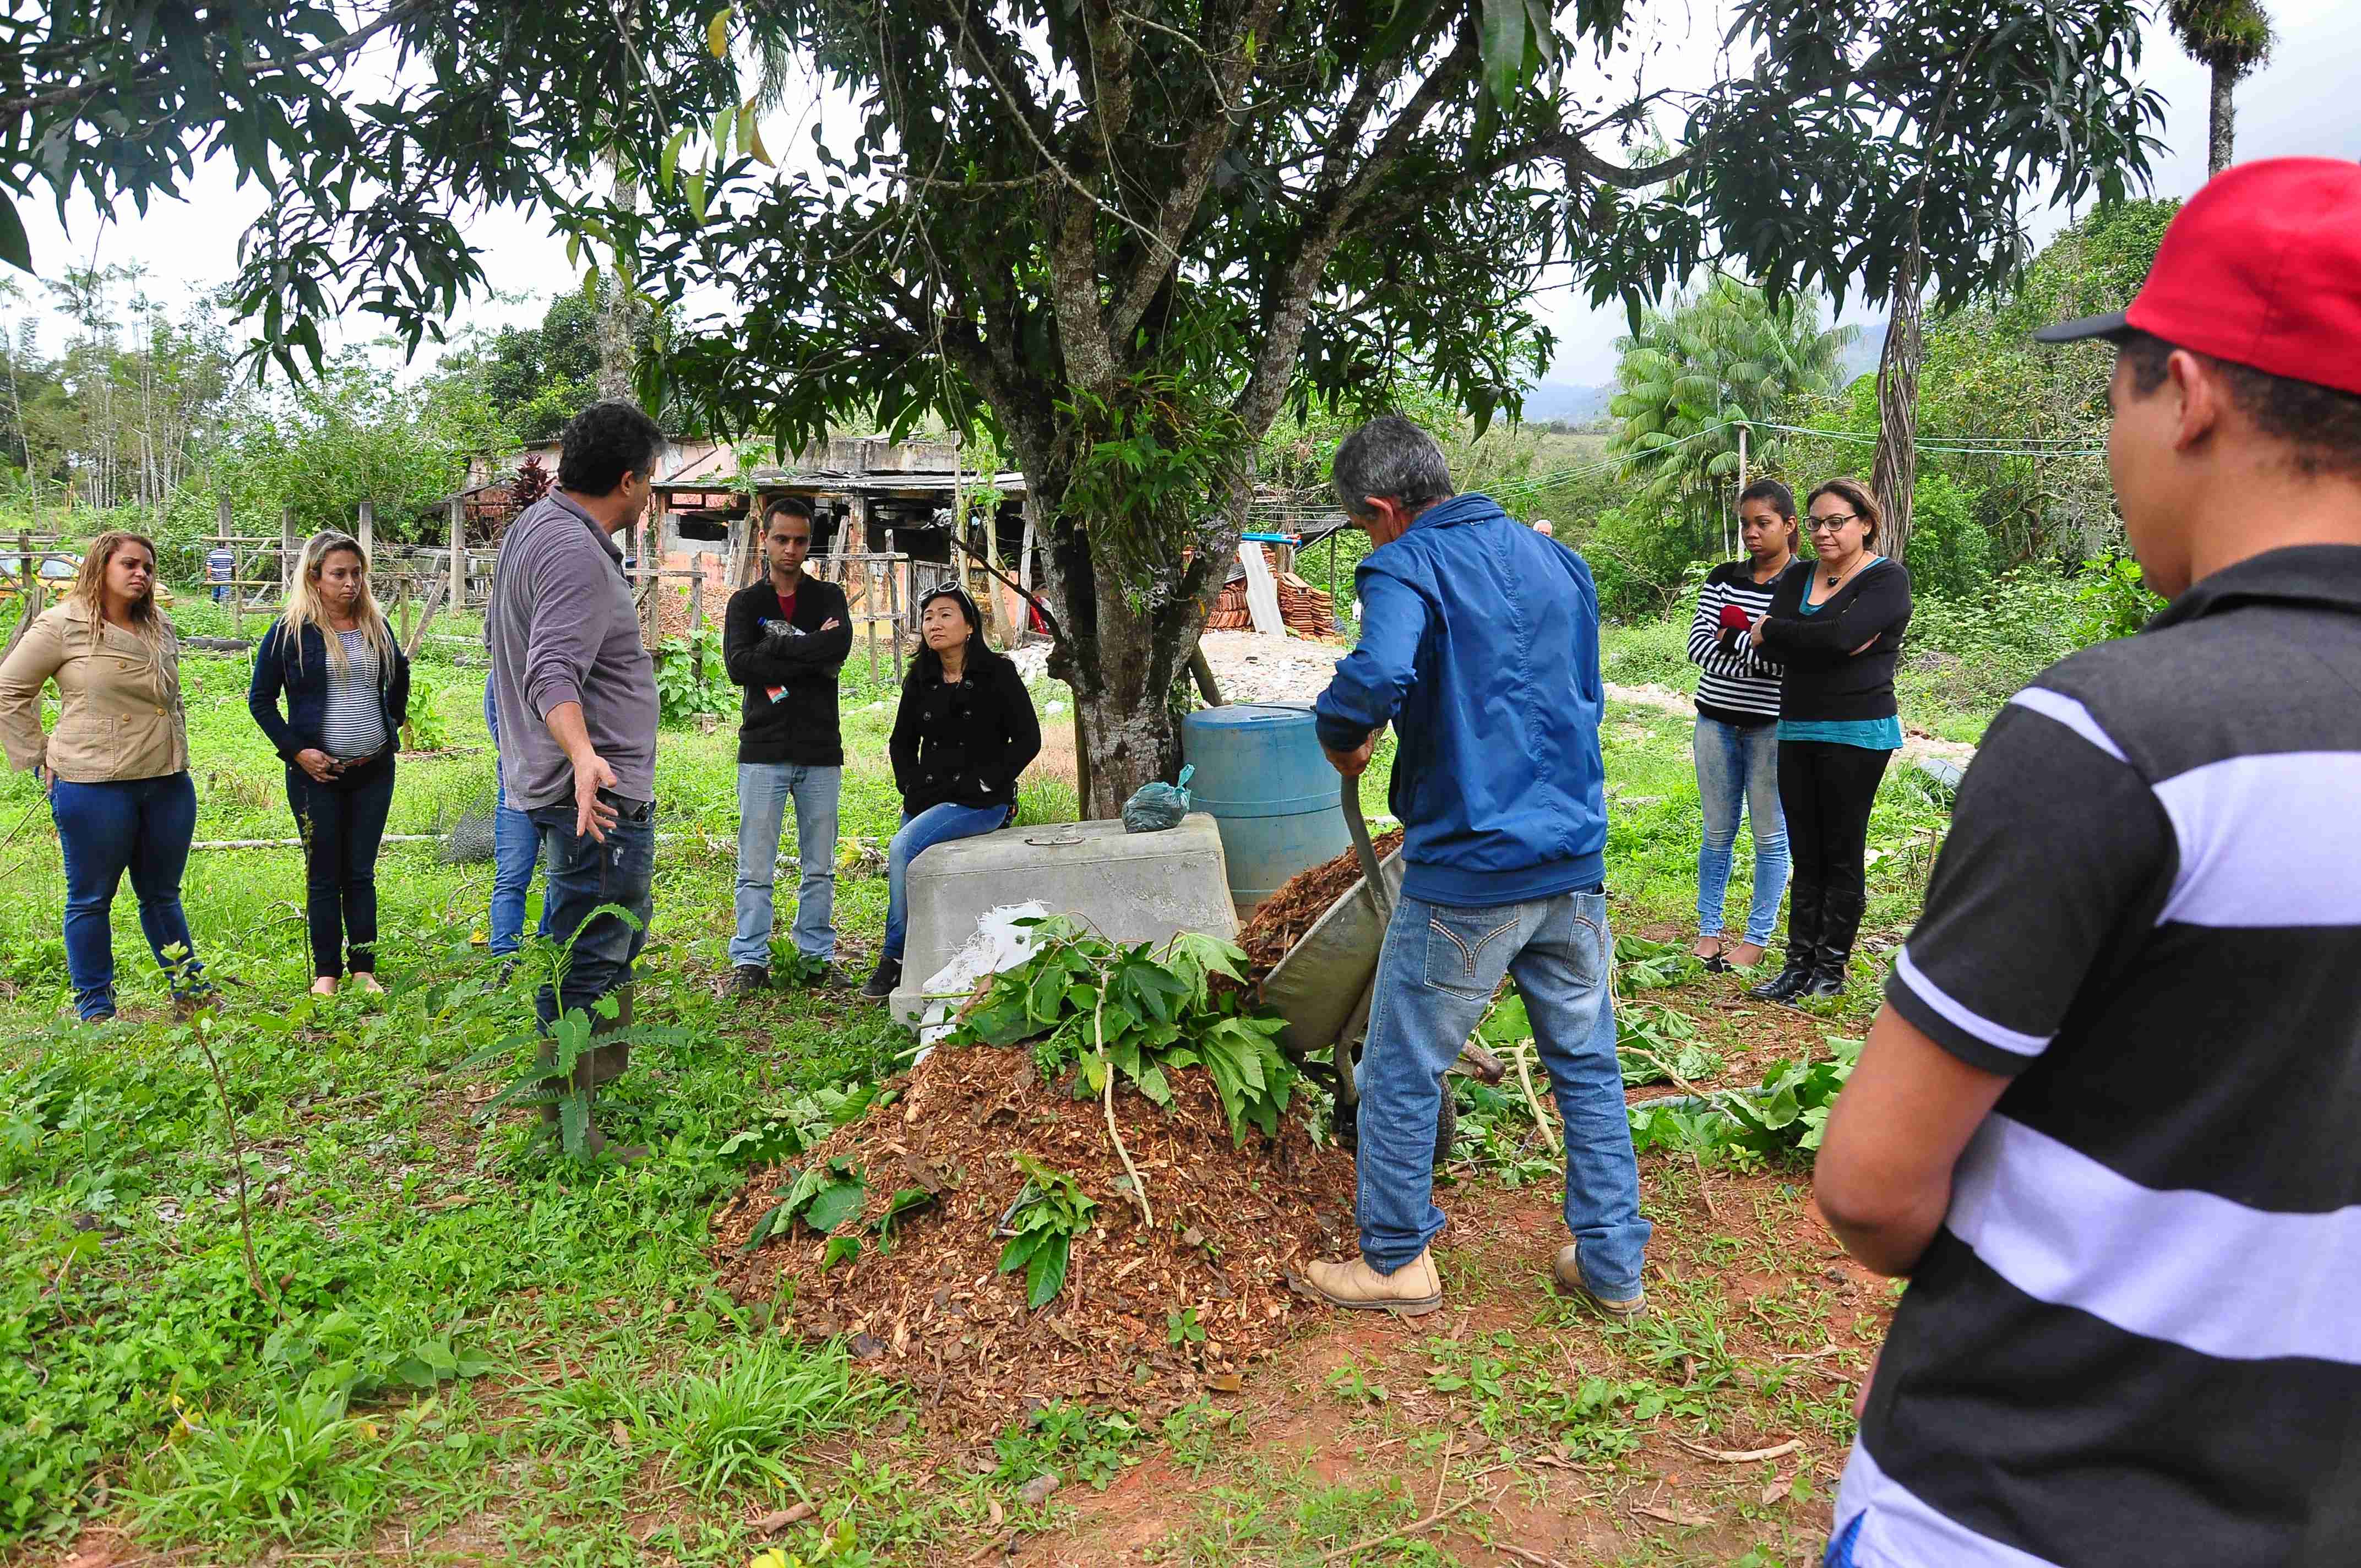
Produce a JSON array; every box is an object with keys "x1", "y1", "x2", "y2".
[
  {"x1": 1777, "y1": 740, "x2": 1894, "y2": 954},
  {"x1": 286, "y1": 754, "x2": 396, "y2": 979},
  {"x1": 49, "y1": 771, "x2": 204, "y2": 1020},
  {"x1": 527, "y1": 794, "x2": 656, "y2": 1086}
]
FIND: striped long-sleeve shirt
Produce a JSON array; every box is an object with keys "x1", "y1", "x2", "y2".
[{"x1": 1685, "y1": 561, "x2": 1785, "y2": 725}]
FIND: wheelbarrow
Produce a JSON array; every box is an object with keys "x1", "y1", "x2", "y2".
[{"x1": 1260, "y1": 774, "x2": 1505, "y2": 1168}]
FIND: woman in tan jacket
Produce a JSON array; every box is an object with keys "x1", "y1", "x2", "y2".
[{"x1": 0, "y1": 530, "x2": 211, "y2": 1021}]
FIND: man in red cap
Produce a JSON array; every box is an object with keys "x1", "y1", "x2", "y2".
[{"x1": 1812, "y1": 157, "x2": 2361, "y2": 1566}]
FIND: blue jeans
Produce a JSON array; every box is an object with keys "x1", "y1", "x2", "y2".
[
  {"x1": 882, "y1": 802, "x2": 1014, "y2": 961},
  {"x1": 49, "y1": 771, "x2": 205, "y2": 1020},
  {"x1": 286, "y1": 754, "x2": 395, "y2": 978},
  {"x1": 527, "y1": 796, "x2": 656, "y2": 1035},
  {"x1": 732, "y1": 763, "x2": 841, "y2": 966},
  {"x1": 1356, "y1": 888, "x2": 1650, "y2": 1297},
  {"x1": 488, "y1": 772, "x2": 545, "y2": 959},
  {"x1": 1694, "y1": 716, "x2": 1789, "y2": 945}
]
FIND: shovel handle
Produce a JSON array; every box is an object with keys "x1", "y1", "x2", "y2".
[{"x1": 1342, "y1": 772, "x2": 1390, "y2": 927}]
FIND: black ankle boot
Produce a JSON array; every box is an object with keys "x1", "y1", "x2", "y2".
[
  {"x1": 1807, "y1": 887, "x2": 1866, "y2": 998},
  {"x1": 1750, "y1": 880, "x2": 1822, "y2": 1002},
  {"x1": 861, "y1": 955, "x2": 902, "y2": 1002}
]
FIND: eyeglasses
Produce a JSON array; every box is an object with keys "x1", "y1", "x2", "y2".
[{"x1": 1807, "y1": 513, "x2": 1859, "y2": 533}]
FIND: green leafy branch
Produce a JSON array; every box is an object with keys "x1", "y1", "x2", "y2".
[
  {"x1": 949, "y1": 922, "x2": 1299, "y2": 1152},
  {"x1": 997, "y1": 1156, "x2": 1098, "y2": 1311}
]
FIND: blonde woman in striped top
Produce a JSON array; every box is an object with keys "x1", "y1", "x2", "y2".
[
  {"x1": 247, "y1": 532, "x2": 409, "y2": 997},
  {"x1": 1683, "y1": 480, "x2": 1799, "y2": 971}
]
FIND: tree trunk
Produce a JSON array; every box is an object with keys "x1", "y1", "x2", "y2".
[
  {"x1": 1026, "y1": 484, "x2": 1232, "y2": 820},
  {"x1": 595, "y1": 172, "x2": 646, "y2": 402},
  {"x1": 1870, "y1": 246, "x2": 1924, "y2": 571},
  {"x1": 2208, "y1": 60, "x2": 2235, "y2": 177}
]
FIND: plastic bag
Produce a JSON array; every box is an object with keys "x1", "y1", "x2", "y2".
[
  {"x1": 916, "y1": 901, "x2": 1052, "y2": 1052},
  {"x1": 1122, "y1": 764, "x2": 1194, "y2": 834}
]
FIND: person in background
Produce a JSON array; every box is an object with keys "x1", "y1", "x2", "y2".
[
  {"x1": 205, "y1": 541, "x2": 235, "y2": 604},
  {"x1": 722, "y1": 497, "x2": 853, "y2": 996},
  {"x1": 1685, "y1": 480, "x2": 1797, "y2": 972},
  {"x1": 482, "y1": 672, "x2": 545, "y2": 961},
  {"x1": 1532, "y1": 519, "x2": 1556, "y2": 538},
  {"x1": 867, "y1": 585, "x2": 1040, "y2": 1002},
  {"x1": 0, "y1": 531, "x2": 213, "y2": 1021},
  {"x1": 1744, "y1": 478, "x2": 1912, "y2": 1001},
  {"x1": 248, "y1": 532, "x2": 410, "y2": 997},
  {"x1": 1302, "y1": 416, "x2": 1647, "y2": 1320},
  {"x1": 488, "y1": 400, "x2": 665, "y2": 1161},
  {"x1": 1814, "y1": 156, "x2": 2361, "y2": 1568}
]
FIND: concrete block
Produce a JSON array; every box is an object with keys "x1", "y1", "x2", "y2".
[{"x1": 890, "y1": 813, "x2": 1237, "y2": 1026}]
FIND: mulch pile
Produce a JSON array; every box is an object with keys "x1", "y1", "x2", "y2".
[
  {"x1": 709, "y1": 1041, "x2": 1358, "y2": 1430},
  {"x1": 1234, "y1": 827, "x2": 1405, "y2": 980}
]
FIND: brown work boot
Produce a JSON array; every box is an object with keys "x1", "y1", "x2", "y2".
[
  {"x1": 1553, "y1": 1243, "x2": 1646, "y2": 1320},
  {"x1": 1303, "y1": 1250, "x2": 1443, "y2": 1316}
]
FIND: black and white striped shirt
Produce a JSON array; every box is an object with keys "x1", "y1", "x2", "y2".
[
  {"x1": 1839, "y1": 545, "x2": 2361, "y2": 1567},
  {"x1": 1685, "y1": 560, "x2": 1784, "y2": 725},
  {"x1": 320, "y1": 629, "x2": 388, "y2": 759}
]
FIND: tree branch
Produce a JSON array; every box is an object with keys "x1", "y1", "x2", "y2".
[
  {"x1": 1105, "y1": 0, "x2": 1282, "y2": 346},
  {"x1": 0, "y1": 2, "x2": 424, "y2": 119},
  {"x1": 1234, "y1": 24, "x2": 1481, "y2": 438}
]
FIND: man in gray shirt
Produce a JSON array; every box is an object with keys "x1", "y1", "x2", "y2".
[{"x1": 487, "y1": 400, "x2": 665, "y2": 1161}]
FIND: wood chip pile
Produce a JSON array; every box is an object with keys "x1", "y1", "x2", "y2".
[
  {"x1": 1235, "y1": 827, "x2": 1407, "y2": 981},
  {"x1": 709, "y1": 1042, "x2": 1357, "y2": 1430}
]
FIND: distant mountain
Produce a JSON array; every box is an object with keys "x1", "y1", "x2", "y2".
[
  {"x1": 1517, "y1": 381, "x2": 1614, "y2": 425},
  {"x1": 1838, "y1": 319, "x2": 1889, "y2": 383}
]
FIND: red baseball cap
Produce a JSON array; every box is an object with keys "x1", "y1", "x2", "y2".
[{"x1": 2033, "y1": 157, "x2": 2361, "y2": 396}]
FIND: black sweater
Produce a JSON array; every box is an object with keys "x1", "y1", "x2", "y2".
[
  {"x1": 722, "y1": 575, "x2": 855, "y2": 766},
  {"x1": 889, "y1": 654, "x2": 1042, "y2": 814},
  {"x1": 1752, "y1": 557, "x2": 1914, "y2": 723}
]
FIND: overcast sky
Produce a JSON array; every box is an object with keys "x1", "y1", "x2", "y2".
[{"x1": 16, "y1": 1, "x2": 2361, "y2": 389}]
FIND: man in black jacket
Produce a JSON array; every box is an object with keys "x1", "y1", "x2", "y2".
[{"x1": 722, "y1": 498, "x2": 855, "y2": 993}]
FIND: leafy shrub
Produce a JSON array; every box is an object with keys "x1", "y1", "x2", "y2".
[
  {"x1": 1582, "y1": 506, "x2": 1710, "y2": 622},
  {"x1": 1902, "y1": 472, "x2": 1994, "y2": 600},
  {"x1": 2072, "y1": 550, "x2": 2166, "y2": 643},
  {"x1": 654, "y1": 626, "x2": 732, "y2": 724}
]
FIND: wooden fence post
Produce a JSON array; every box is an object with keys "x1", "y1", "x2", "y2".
[
  {"x1": 217, "y1": 497, "x2": 241, "y2": 636},
  {"x1": 688, "y1": 553, "x2": 706, "y2": 682},
  {"x1": 280, "y1": 505, "x2": 296, "y2": 595},
  {"x1": 447, "y1": 497, "x2": 465, "y2": 612},
  {"x1": 357, "y1": 499, "x2": 374, "y2": 563},
  {"x1": 888, "y1": 552, "x2": 904, "y2": 679}
]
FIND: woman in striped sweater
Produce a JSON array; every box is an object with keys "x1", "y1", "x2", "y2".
[{"x1": 1684, "y1": 479, "x2": 1798, "y2": 971}]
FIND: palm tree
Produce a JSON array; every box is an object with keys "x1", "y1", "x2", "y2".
[
  {"x1": 1607, "y1": 277, "x2": 1855, "y2": 551},
  {"x1": 2168, "y1": 1, "x2": 2275, "y2": 177}
]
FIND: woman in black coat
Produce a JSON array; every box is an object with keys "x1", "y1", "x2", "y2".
[
  {"x1": 248, "y1": 531, "x2": 411, "y2": 995},
  {"x1": 1742, "y1": 478, "x2": 1913, "y2": 1003},
  {"x1": 862, "y1": 585, "x2": 1041, "y2": 1000}
]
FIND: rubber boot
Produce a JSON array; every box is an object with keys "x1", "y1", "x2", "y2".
[
  {"x1": 1807, "y1": 888, "x2": 1865, "y2": 999},
  {"x1": 1750, "y1": 879, "x2": 1821, "y2": 1003}
]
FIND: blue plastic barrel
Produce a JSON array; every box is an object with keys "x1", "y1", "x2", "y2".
[{"x1": 1182, "y1": 703, "x2": 1351, "y2": 914}]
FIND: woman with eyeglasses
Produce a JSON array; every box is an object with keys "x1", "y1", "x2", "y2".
[
  {"x1": 1743, "y1": 477, "x2": 1913, "y2": 1002},
  {"x1": 1686, "y1": 479, "x2": 1799, "y2": 973},
  {"x1": 864, "y1": 585, "x2": 1041, "y2": 1001},
  {"x1": 249, "y1": 532, "x2": 410, "y2": 997}
]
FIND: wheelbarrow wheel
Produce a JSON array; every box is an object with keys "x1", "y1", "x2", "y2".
[{"x1": 1334, "y1": 1092, "x2": 1459, "y2": 1170}]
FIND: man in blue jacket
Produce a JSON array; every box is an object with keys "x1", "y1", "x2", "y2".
[{"x1": 1304, "y1": 415, "x2": 1650, "y2": 1317}]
